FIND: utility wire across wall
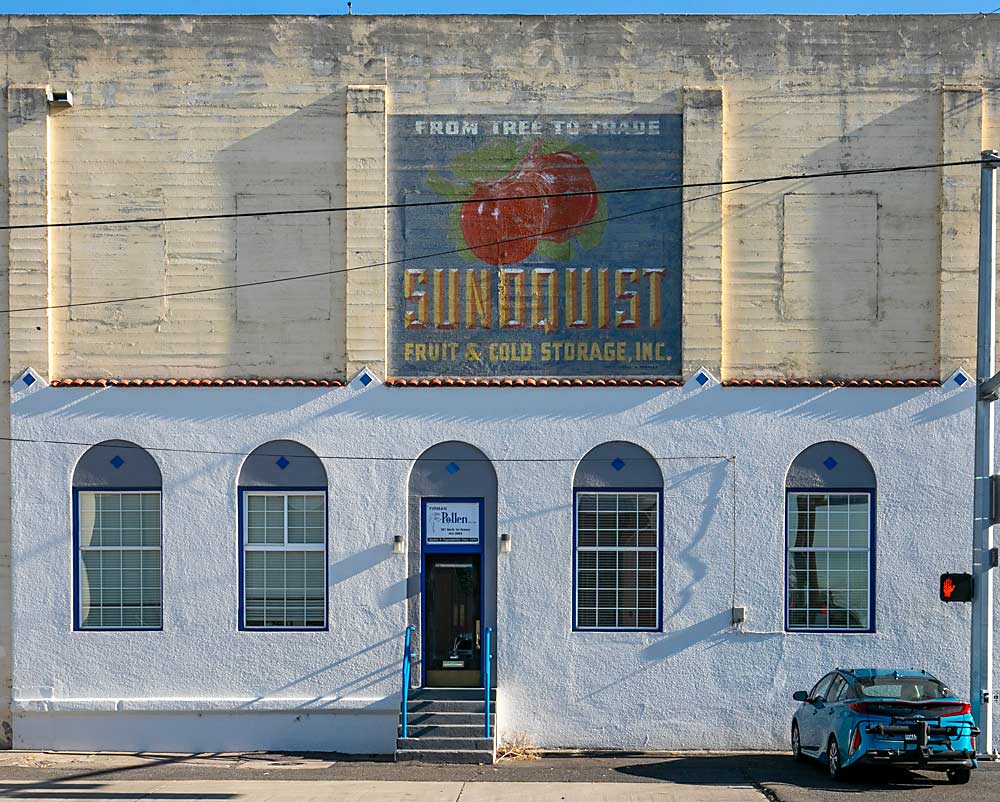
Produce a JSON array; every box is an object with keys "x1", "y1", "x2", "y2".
[
  {"x1": 0, "y1": 158, "x2": 986, "y2": 232},
  {"x1": 0, "y1": 182, "x2": 758, "y2": 314},
  {"x1": 4, "y1": 432, "x2": 744, "y2": 623},
  {"x1": 0, "y1": 155, "x2": 986, "y2": 315},
  {"x1": 0, "y1": 435, "x2": 734, "y2": 464}
]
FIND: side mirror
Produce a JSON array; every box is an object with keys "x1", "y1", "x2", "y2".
[{"x1": 793, "y1": 690, "x2": 809, "y2": 702}]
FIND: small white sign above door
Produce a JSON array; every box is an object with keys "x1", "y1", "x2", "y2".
[{"x1": 425, "y1": 501, "x2": 480, "y2": 544}]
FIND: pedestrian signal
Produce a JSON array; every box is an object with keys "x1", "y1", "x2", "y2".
[{"x1": 940, "y1": 573, "x2": 974, "y2": 602}]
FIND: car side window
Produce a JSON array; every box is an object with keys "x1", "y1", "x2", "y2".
[
  {"x1": 810, "y1": 674, "x2": 835, "y2": 701},
  {"x1": 828, "y1": 676, "x2": 849, "y2": 702}
]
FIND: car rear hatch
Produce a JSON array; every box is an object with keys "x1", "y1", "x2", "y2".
[{"x1": 858, "y1": 700, "x2": 978, "y2": 763}]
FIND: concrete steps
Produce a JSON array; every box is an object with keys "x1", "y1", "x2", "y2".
[
  {"x1": 400, "y1": 723, "x2": 485, "y2": 738},
  {"x1": 396, "y1": 737, "x2": 494, "y2": 750},
  {"x1": 394, "y1": 749, "x2": 494, "y2": 764},
  {"x1": 395, "y1": 687, "x2": 496, "y2": 764}
]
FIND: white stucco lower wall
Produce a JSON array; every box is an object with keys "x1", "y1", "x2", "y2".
[
  {"x1": 8, "y1": 370, "x2": 992, "y2": 752},
  {"x1": 13, "y1": 711, "x2": 396, "y2": 753}
]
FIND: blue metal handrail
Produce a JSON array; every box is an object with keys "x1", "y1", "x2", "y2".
[
  {"x1": 400, "y1": 625, "x2": 416, "y2": 738},
  {"x1": 483, "y1": 626, "x2": 493, "y2": 738}
]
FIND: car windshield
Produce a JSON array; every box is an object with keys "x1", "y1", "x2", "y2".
[{"x1": 855, "y1": 676, "x2": 952, "y2": 701}]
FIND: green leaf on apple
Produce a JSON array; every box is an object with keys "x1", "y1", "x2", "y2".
[
  {"x1": 535, "y1": 238, "x2": 572, "y2": 263},
  {"x1": 450, "y1": 140, "x2": 532, "y2": 185},
  {"x1": 536, "y1": 139, "x2": 601, "y2": 167},
  {"x1": 426, "y1": 171, "x2": 470, "y2": 199},
  {"x1": 535, "y1": 139, "x2": 568, "y2": 155},
  {"x1": 563, "y1": 144, "x2": 601, "y2": 166},
  {"x1": 447, "y1": 203, "x2": 477, "y2": 263},
  {"x1": 575, "y1": 193, "x2": 607, "y2": 251}
]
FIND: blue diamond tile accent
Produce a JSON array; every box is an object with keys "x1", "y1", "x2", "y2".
[
  {"x1": 22, "y1": 373, "x2": 36, "y2": 387},
  {"x1": 110, "y1": 455, "x2": 125, "y2": 469},
  {"x1": 695, "y1": 372, "x2": 708, "y2": 386},
  {"x1": 822, "y1": 456, "x2": 838, "y2": 471},
  {"x1": 359, "y1": 372, "x2": 372, "y2": 386},
  {"x1": 611, "y1": 457, "x2": 626, "y2": 471},
  {"x1": 954, "y1": 372, "x2": 969, "y2": 387},
  {"x1": 276, "y1": 456, "x2": 290, "y2": 470},
  {"x1": 446, "y1": 462, "x2": 460, "y2": 475}
]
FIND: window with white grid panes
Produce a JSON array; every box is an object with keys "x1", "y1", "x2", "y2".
[
  {"x1": 78, "y1": 491, "x2": 161, "y2": 629},
  {"x1": 786, "y1": 492, "x2": 872, "y2": 631},
  {"x1": 575, "y1": 491, "x2": 660, "y2": 630},
  {"x1": 243, "y1": 492, "x2": 326, "y2": 629}
]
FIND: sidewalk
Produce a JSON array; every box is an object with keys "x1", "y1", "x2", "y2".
[
  {"x1": 0, "y1": 779, "x2": 766, "y2": 801},
  {"x1": 0, "y1": 749, "x2": 996, "y2": 802}
]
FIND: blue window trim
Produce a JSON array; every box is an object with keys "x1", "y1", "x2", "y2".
[
  {"x1": 72, "y1": 486, "x2": 164, "y2": 632},
  {"x1": 237, "y1": 485, "x2": 329, "y2": 632},
  {"x1": 419, "y1": 497, "x2": 486, "y2": 687},
  {"x1": 784, "y1": 486, "x2": 877, "y2": 635},
  {"x1": 571, "y1": 486, "x2": 664, "y2": 633}
]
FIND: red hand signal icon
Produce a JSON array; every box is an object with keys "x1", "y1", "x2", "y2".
[{"x1": 943, "y1": 577, "x2": 956, "y2": 600}]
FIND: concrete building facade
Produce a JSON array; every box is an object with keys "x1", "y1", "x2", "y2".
[{"x1": 1, "y1": 14, "x2": 999, "y2": 755}]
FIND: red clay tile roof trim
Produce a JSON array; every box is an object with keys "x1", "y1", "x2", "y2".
[
  {"x1": 49, "y1": 378, "x2": 346, "y2": 388},
  {"x1": 384, "y1": 377, "x2": 685, "y2": 387},
  {"x1": 722, "y1": 378, "x2": 941, "y2": 388},
  {"x1": 46, "y1": 377, "x2": 942, "y2": 389}
]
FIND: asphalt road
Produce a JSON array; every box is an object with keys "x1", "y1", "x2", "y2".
[{"x1": 0, "y1": 750, "x2": 997, "y2": 801}]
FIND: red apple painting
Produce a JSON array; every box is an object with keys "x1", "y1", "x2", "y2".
[{"x1": 427, "y1": 139, "x2": 608, "y2": 266}]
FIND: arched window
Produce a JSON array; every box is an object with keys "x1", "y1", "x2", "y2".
[
  {"x1": 73, "y1": 440, "x2": 162, "y2": 630},
  {"x1": 786, "y1": 441, "x2": 876, "y2": 633},
  {"x1": 573, "y1": 442, "x2": 663, "y2": 631},
  {"x1": 238, "y1": 441, "x2": 327, "y2": 630}
]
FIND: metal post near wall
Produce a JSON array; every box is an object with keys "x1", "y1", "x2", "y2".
[{"x1": 973, "y1": 149, "x2": 1000, "y2": 758}]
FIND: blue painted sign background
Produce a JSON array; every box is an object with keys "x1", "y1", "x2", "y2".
[{"x1": 388, "y1": 114, "x2": 683, "y2": 377}]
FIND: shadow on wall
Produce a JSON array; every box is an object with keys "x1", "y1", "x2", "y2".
[
  {"x1": 237, "y1": 633, "x2": 400, "y2": 710},
  {"x1": 577, "y1": 610, "x2": 734, "y2": 702},
  {"x1": 9, "y1": 385, "x2": 326, "y2": 423},
  {"x1": 640, "y1": 609, "x2": 733, "y2": 662},
  {"x1": 648, "y1": 382, "x2": 962, "y2": 427},
  {"x1": 717, "y1": 94, "x2": 942, "y2": 379},
  {"x1": 328, "y1": 544, "x2": 390, "y2": 587},
  {"x1": 315, "y1": 385, "x2": 659, "y2": 425},
  {"x1": 665, "y1": 461, "x2": 728, "y2": 617},
  {"x1": 216, "y1": 91, "x2": 347, "y2": 378}
]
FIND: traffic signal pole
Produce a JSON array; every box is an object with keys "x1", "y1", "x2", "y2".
[{"x1": 973, "y1": 150, "x2": 1000, "y2": 757}]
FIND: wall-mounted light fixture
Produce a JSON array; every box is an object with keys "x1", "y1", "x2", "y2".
[
  {"x1": 500, "y1": 533, "x2": 511, "y2": 553},
  {"x1": 46, "y1": 89, "x2": 73, "y2": 108},
  {"x1": 393, "y1": 535, "x2": 406, "y2": 555}
]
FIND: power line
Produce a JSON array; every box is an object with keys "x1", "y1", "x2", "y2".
[
  {"x1": 0, "y1": 181, "x2": 758, "y2": 315},
  {"x1": 0, "y1": 158, "x2": 985, "y2": 233},
  {"x1": 0, "y1": 157, "x2": 983, "y2": 316},
  {"x1": 0, "y1": 435, "x2": 733, "y2": 464}
]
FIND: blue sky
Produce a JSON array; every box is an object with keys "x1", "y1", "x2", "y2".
[{"x1": 2, "y1": 2, "x2": 994, "y2": 15}]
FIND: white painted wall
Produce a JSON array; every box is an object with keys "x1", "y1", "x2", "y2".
[{"x1": 9, "y1": 370, "x2": 986, "y2": 751}]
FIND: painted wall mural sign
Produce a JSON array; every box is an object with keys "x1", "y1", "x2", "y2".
[
  {"x1": 425, "y1": 501, "x2": 481, "y2": 545},
  {"x1": 388, "y1": 115, "x2": 683, "y2": 377}
]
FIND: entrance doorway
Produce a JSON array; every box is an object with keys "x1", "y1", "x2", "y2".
[
  {"x1": 424, "y1": 554, "x2": 482, "y2": 687},
  {"x1": 420, "y1": 496, "x2": 485, "y2": 687}
]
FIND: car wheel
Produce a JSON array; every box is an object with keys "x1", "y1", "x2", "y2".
[
  {"x1": 947, "y1": 768, "x2": 971, "y2": 785},
  {"x1": 827, "y1": 736, "x2": 846, "y2": 781},
  {"x1": 791, "y1": 722, "x2": 804, "y2": 761}
]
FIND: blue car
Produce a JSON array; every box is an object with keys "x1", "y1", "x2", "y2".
[{"x1": 791, "y1": 668, "x2": 978, "y2": 784}]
